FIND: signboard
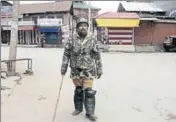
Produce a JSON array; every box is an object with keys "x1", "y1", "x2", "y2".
[
  {"x1": 37, "y1": 18, "x2": 63, "y2": 26},
  {"x1": 61, "y1": 25, "x2": 70, "y2": 43},
  {"x1": 1, "y1": 6, "x2": 23, "y2": 18},
  {"x1": 2, "y1": 26, "x2": 34, "y2": 30},
  {"x1": 1, "y1": 6, "x2": 12, "y2": 17},
  {"x1": 2, "y1": 26, "x2": 11, "y2": 30},
  {"x1": 61, "y1": 25, "x2": 69, "y2": 32},
  {"x1": 61, "y1": 25, "x2": 69, "y2": 36},
  {"x1": 19, "y1": 21, "x2": 35, "y2": 26},
  {"x1": 2, "y1": 20, "x2": 34, "y2": 26},
  {"x1": 1, "y1": 18, "x2": 12, "y2": 26}
]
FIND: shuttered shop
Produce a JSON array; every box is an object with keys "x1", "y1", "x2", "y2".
[{"x1": 108, "y1": 28, "x2": 133, "y2": 45}]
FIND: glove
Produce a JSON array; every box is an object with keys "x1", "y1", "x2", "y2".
[
  {"x1": 97, "y1": 73, "x2": 102, "y2": 79},
  {"x1": 61, "y1": 68, "x2": 67, "y2": 76},
  {"x1": 61, "y1": 72, "x2": 65, "y2": 76}
]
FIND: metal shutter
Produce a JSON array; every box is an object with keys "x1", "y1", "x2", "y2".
[{"x1": 108, "y1": 27, "x2": 133, "y2": 45}]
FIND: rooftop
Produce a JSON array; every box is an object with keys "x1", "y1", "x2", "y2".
[
  {"x1": 119, "y1": 1, "x2": 165, "y2": 12},
  {"x1": 94, "y1": 12, "x2": 139, "y2": 19},
  {"x1": 1, "y1": 1, "x2": 12, "y2": 6},
  {"x1": 19, "y1": 1, "x2": 72, "y2": 14},
  {"x1": 19, "y1": 1, "x2": 100, "y2": 14}
]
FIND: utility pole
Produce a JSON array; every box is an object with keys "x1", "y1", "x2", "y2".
[
  {"x1": 88, "y1": 1, "x2": 91, "y2": 34},
  {"x1": 0, "y1": 1, "x2": 2, "y2": 80},
  {"x1": 8, "y1": 1, "x2": 19, "y2": 75}
]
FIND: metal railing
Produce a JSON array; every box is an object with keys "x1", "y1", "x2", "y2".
[{"x1": 1, "y1": 58, "x2": 33, "y2": 77}]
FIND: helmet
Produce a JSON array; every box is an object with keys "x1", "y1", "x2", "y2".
[{"x1": 76, "y1": 17, "x2": 89, "y2": 27}]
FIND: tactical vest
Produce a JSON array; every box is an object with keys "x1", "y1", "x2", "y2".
[{"x1": 69, "y1": 37, "x2": 95, "y2": 70}]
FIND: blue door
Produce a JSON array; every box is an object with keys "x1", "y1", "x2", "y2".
[
  {"x1": 39, "y1": 27, "x2": 61, "y2": 44},
  {"x1": 45, "y1": 32, "x2": 59, "y2": 44}
]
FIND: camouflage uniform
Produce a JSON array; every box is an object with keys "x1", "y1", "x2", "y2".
[
  {"x1": 60, "y1": 17, "x2": 103, "y2": 121},
  {"x1": 61, "y1": 34, "x2": 103, "y2": 80}
]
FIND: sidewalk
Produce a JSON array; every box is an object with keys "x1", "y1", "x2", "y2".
[
  {"x1": 1, "y1": 44, "x2": 38, "y2": 48},
  {"x1": 108, "y1": 45, "x2": 135, "y2": 52}
]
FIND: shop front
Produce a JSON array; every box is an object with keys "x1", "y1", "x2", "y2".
[
  {"x1": 37, "y1": 18, "x2": 63, "y2": 45},
  {"x1": 18, "y1": 25, "x2": 38, "y2": 45},
  {"x1": 38, "y1": 26, "x2": 62, "y2": 44},
  {"x1": 1, "y1": 26, "x2": 11, "y2": 44},
  {"x1": 94, "y1": 12, "x2": 140, "y2": 45},
  {"x1": 1, "y1": 21, "x2": 37, "y2": 45}
]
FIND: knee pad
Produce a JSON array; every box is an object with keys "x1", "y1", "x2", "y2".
[{"x1": 85, "y1": 88, "x2": 96, "y2": 98}]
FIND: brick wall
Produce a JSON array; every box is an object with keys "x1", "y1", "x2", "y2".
[
  {"x1": 134, "y1": 20, "x2": 176, "y2": 45},
  {"x1": 152, "y1": 22, "x2": 176, "y2": 45},
  {"x1": 134, "y1": 21, "x2": 154, "y2": 45}
]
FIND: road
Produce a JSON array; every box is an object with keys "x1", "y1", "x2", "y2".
[{"x1": 1, "y1": 47, "x2": 176, "y2": 122}]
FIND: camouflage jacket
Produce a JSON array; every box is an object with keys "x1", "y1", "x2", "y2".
[{"x1": 61, "y1": 34, "x2": 103, "y2": 79}]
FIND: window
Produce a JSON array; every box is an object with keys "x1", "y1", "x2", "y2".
[
  {"x1": 32, "y1": 17, "x2": 38, "y2": 24},
  {"x1": 48, "y1": 15, "x2": 55, "y2": 18},
  {"x1": 32, "y1": 17, "x2": 38, "y2": 21},
  {"x1": 56, "y1": 15, "x2": 63, "y2": 18},
  {"x1": 40, "y1": 15, "x2": 45, "y2": 18}
]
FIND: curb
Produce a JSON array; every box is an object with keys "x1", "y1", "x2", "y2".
[{"x1": 1, "y1": 44, "x2": 38, "y2": 48}]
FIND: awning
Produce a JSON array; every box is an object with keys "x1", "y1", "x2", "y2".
[
  {"x1": 38, "y1": 27, "x2": 60, "y2": 33},
  {"x1": 95, "y1": 18, "x2": 140, "y2": 27}
]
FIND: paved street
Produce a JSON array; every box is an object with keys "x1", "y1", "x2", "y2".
[{"x1": 1, "y1": 47, "x2": 176, "y2": 122}]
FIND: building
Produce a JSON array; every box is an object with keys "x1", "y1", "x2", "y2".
[
  {"x1": 1, "y1": 1, "x2": 12, "y2": 6},
  {"x1": 153, "y1": 1, "x2": 176, "y2": 17},
  {"x1": 134, "y1": 17, "x2": 176, "y2": 46},
  {"x1": 20, "y1": 1, "x2": 100, "y2": 26},
  {"x1": 117, "y1": 1, "x2": 176, "y2": 46},
  {"x1": 1, "y1": 1, "x2": 13, "y2": 44},
  {"x1": 117, "y1": 1, "x2": 166, "y2": 16},
  {"x1": 19, "y1": 1, "x2": 100, "y2": 45},
  {"x1": 1, "y1": 1, "x2": 100, "y2": 45},
  {"x1": 1, "y1": 1, "x2": 35, "y2": 45},
  {"x1": 93, "y1": 12, "x2": 140, "y2": 45}
]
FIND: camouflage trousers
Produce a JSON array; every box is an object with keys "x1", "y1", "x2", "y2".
[
  {"x1": 70, "y1": 68, "x2": 96, "y2": 80},
  {"x1": 70, "y1": 68, "x2": 96, "y2": 89}
]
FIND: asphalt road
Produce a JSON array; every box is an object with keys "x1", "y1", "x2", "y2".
[{"x1": 1, "y1": 47, "x2": 176, "y2": 122}]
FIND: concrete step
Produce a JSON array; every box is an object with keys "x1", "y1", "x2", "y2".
[
  {"x1": 108, "y1": 45, "x2": 135, "y2": 52},
  {"x1": 1, "y1": 44, "x2": 38, "y2": 48},
  {"x1": 135, "y1": 45, "x2": 157, "y2": 52}
]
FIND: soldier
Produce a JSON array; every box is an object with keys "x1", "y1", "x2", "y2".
[
  {"x1": 40, "y1": 33, "x2": 45, "y2": 48},
  {"x1": 60, "y1": 17, "x2": 103, "y2": 121}
]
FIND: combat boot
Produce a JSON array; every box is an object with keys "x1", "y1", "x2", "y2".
[
  {"x1": 72, "y1": 86, "x2": 84, "y2": 116},
  {"x1": 84, "y1": 88, "x2": 98, "y2": 121}
]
